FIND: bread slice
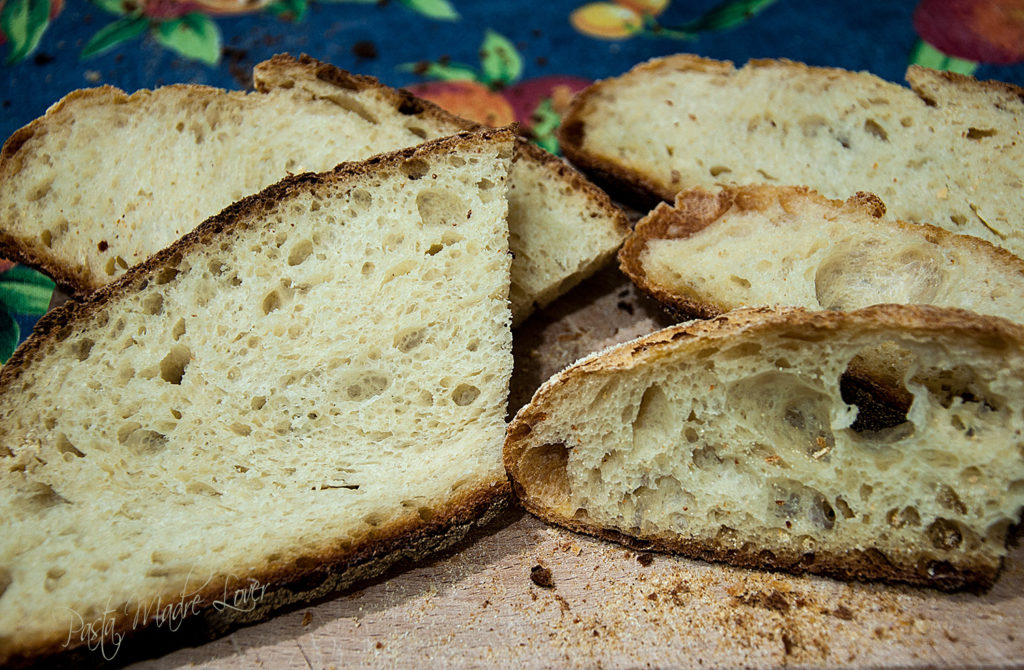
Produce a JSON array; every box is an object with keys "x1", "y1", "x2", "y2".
[
  {"x1": 0, "y1": 54, "x2": 627, "y2": 326},
  {"x1": 620, "y1": 184, "x2": 1024, "y2": 321},
  {"x1": 558, "y1": 54, "x2": 1024, "y2": 258},
  {"x1": 504, "y1": 305, "x2": 1024, "y2": 591},
  {"x1": 0, "y1": 129, "x2": 515, "y2": 665}
]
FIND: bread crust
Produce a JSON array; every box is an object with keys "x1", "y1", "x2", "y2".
[
  {"x1": 0, "y1": 129, "x2": 516, "y2": 666},
  {"x1": 618, "y1": 184, "x2": 1024, "y2": 321},
  {"x1": 557, "y1": 53, "x2": 1024, "y2": 211},
  {"x1": 3, "y1": 481, "x2": 510, "y2": 668},
  {"x1": 504, "y1": 304, "x2": 1024, "y2": 591}
]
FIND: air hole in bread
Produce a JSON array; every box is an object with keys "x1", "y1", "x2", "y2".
[
  {"x1": 814, "y1": 242, "x2": 943, "y2": 310},
  {"x1": 40, "y1": 229, "x2": 52, "y2": 248},
  {"x1": 364, "y1": 512, "x2": 385, "y2": 527},
  {"x1": 27, "y1": 175, "x2": 54, "y2": 202},
  {"x1": 727, "y1": 275, "x2": 752, "y2": 289},
  {"x1": 927, "y1": 518, "x2": 965, "y2": 550},
  {"x1": 262, "y1": 290, "x2": 283, "y2": 315},
  {"x1": 43, "y1": 567, "x2": 64, "y2": 592},
  {"x1": 251, "y1": 396, "x2": 267, "y2": 411},
  {"x1": 155, "y1": 259, "x2": 180, "y2": 285},
  {"x1": 393, "y1": 327, "x2": 425, "y2": 353},
  {"x1": 171, "y1": 318, "x2": 186, "y2": 341},
  {"x1": 360, "y1": 262, "x2": 375, "y2": 276},
  {"x1": 320, "y1": 92, "x2": 378, "y2": 124},
  {"x1": 382, "y1": 259, "x2": 418, "y2": 284},
  {"x1": 417, "y1": 189, "x2": 467, "y2": 227},
  {"x1": 863, "y1": 119, "x2": 888, "y2": 141},
  {"x1": 141, "y1": 293, "x2": 163, "y2": 316},
  {"x1": 118, "y1": 424, "x2": 168, "y2": 455},
  {"x1": 709, "y1": 165, "x2": 732, "y2": 177},
  {"x1": 887, "y1": 505, "x2": 921, "y2": 528},
  {"x1": 0, "y1": 567, "x2": 11, "y2": 600},
  {"x1": 230, "y1": 423, "x2": 252, "y2": 436},
  {"x1": 287, "y1": 239, "x2": 313, "y2": 266},
  {"x1": 159, "y1": 344, "x2": 191, "y2": 384},
  {"x1": 799, "y1": 114, "x2": 828, "y2": 137},
  {"x1": 185, "y1": 481, "x2": 221, "y2": 497},
  {"x1": 71, "y1": 337, "x2": 95, "y2": 362},
  {"x1": 104, "y1": 257, "x2": 116, "y2": 276},
  {"x1": 401, "y1": 157, "x2": 430, "y2": 180},
  {"x1": 24, "y1": 481, "x2": 69, "y2": 510},
  {"x1": 56, "y1": 433, "x2": 84, "y2": 458},
  {"x1": 426, "y1": 243, "x2": 444, "y2": 256},
  {"x1": 966, "y1": 127, "x2": 997, "y2": 140},
  {"x1": 407, "y1": 125, "x2": 428, "y2": 139},
  {"x1": 950, "y1": 214, "x2": 968, "y2": 227},
  {"x1": 451, "y1": 383, "x2": 480, "y2": 406},
  {"x1": 345, "y1": 371, "x2": 390, "y2": 401},
  {"x1": 520, "y1": 443, "x2": 570, "y2": 502},
  {"x1": 770, "y1": 479, "x2": 835, "y2": 531}
]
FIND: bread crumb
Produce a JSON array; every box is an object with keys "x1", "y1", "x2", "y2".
[
  {"x1": 530, "y1": 565, "x2": 554, "y2": 588},
  {"x1": 636, "y1": 552, "x2": 654, "y2": 567},
  {"x1": 301, "y1": 611, "x2": 313, "y2": 626}
]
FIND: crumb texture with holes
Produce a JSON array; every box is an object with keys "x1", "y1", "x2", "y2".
[
  {"x1": 0, "y1": 54, "x2": 626, "y2": 325},
  {"x1": 558, "y1": 54, "x2": 1024, "y2": 257},
  {"x1": 0, "y1": 131, "x2": 514, "y2": 663},
  {"x1": 621, "y1": 184, "x2": 1024, "y2": 321},
  {"x1": 504, "y1": 305, "x2": 1024, "y2": 591}
]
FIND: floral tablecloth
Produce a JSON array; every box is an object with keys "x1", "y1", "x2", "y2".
[{"x1": 1, "y1": 0, "x2": 1023, "y2": 360}]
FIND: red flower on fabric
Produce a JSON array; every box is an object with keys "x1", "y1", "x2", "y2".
[{"x1": 914, "y1": 0, "x2": 1024, "y2": 65}]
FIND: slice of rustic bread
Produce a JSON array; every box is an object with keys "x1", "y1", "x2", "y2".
[
  {"x1": 0, "y1": 53, "x2": 627, "y2": 326},
  {"x1": 505, "y1": 305, "x2": 1024, "y2": 591},
  {"x1": 620, "y1": 185, "x2": 1024, "y2": 321},
  {"x1": 558, "y1": 54, "x2": 1024, "y2": 258},
  {"x1": 0, "y1": 130, "x2": 515, "y2": 665}
]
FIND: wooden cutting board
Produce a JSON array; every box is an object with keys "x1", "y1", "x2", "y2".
[{"x1": 129, "y1": 263, "x2": 1023, "y2": 669}]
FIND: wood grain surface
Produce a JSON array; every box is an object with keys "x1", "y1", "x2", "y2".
[{"x1": 123, "y1": 263, "x2": 1024, "y2": 669}]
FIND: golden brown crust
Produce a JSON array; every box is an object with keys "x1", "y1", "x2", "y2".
[
  {"x1": 4, "y1": 481, "x2": 511, "y2": 667},
  {"x1": 557, "y1": 53, "x2": 1024, "y2": 207},
  {"x1": 558, "y1": 54, "x2": 737, "y2": 208},
  {"x1": 263, "y1": 53, "x2": 629, "y2": 243},
  {"x1": 0, "y1": 85, "x2": 234, "y2": 296},
  {"x1": 504, "y1": 305, "x2": 1024, "y2": 591},
  {"x1": 0, "y1": 127, "x2": 513, "y2": 389},
  {"x1": 0, "y1": 129, "x2": 516, "y2": 666},
  {"x1": 618, "y1": 184, "x2": 1024, "y2": 321}
]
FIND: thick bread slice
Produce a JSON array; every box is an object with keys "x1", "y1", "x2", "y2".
[
  {"x1": 0, "y1": 130, "x2": 514, "y2": 665},
  {"x1": 558, "y1": 54, "x2": 1024, "y2": 257},
  {"x1": 620, "y1": 185, "x2": 1024, "y2": 321},
  {"x1": 504, "y1": 305, "x2": 1024, "y2": 591},
  {"x1": 0, "y1": 54, "x2": 627, "y2": 326}
]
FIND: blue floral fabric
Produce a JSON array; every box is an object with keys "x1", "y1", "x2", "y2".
[{"x1": 1, "y1": 0, "x2": 1023, "y2": 359}]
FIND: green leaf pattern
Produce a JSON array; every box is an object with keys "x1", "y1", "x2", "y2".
[
  {"x1": 2, "y1": 0, "x2": 51, "y2": 64},
  {"x1": 154, "y1": 13, "x2": 221, "y2": 64},
  {"x1": 0, "y1": 266, "x2": 55, "y2": 364}
]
